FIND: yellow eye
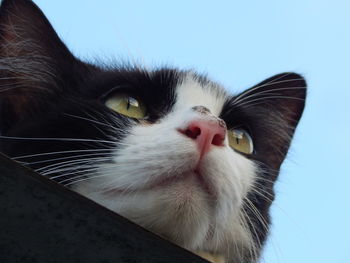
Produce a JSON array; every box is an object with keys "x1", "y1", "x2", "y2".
[
  {"x1": 228, "y1": 129, "x2": 254, "y2": 154},
  {"x1": 105, "y1": 94, "x2": 147, "y2": 119}
]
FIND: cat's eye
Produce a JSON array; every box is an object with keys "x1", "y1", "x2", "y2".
[
  {"x1": 105, "y1": 94, "x2": 147, "y2": 119},
  {"x1": 228, "y1": 129, "x2": 254, "y2": 154}
]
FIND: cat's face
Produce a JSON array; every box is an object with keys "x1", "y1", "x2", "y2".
[
  {"x1": 75, "y1": 74, "x2": 257, "y2": 253},
  {"x1": 0, "y1": 1, "x2": 306, "y2": 262}
]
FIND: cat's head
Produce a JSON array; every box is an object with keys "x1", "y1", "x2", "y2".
[{"x1": 0, "y1": 0, "x2": 306, "y2": 262}]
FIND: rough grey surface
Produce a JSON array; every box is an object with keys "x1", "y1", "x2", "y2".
[{"x1": 0, "y1": 154, "x2": 208, "y2": 263}]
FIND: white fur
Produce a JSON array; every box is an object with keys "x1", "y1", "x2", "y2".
[{"x1": 74, "y1": 73, "x2": 257, "y2": 258}]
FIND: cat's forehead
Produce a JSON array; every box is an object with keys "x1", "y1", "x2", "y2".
[{"x1": 174, "y1": 73, "x2": 228, "y2": 116}]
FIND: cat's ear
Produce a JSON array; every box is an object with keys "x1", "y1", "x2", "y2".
[
  {"x1": 233, "y1": 73, "x2": 306, "y2": 170},
  {"x1": 0, "y1": 0, "x2": 87, "y2": 132},
  {"x1": 0, "y1": 0, "x2": 78, "y2": 74}
]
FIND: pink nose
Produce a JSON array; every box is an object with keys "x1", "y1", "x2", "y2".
[{"x1": 179, "y1": 119, "x2": 226, "y2": 157}]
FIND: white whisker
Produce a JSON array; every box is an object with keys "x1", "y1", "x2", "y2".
[
  {"x1": 0, "y1": 135, "x2": 117, "y2": 145},
  {"x1": 22, "y1": 152, "x2": 114, "y2": 165},
  {"x1": 12, "y1": 148, "x2": 114, "y2": 160},
  {"x1": 36, "y1": 156, "x2": 114, "y2": 174},
  {"x1": 233, "y1": 86, "x2": 305, "y2": 107},
  {"x1": 232, "y1": 74, "x2": 298, "y2": 103},
  {"x1": 238, "y1": 95, "x2": 304, "y2": 109}
]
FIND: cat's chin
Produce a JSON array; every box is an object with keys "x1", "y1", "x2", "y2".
[
  {"x1": 115, "y1": 177, "x2": 213, "y2": 249},
  {"x1": 75, "y1": 171, "x2": 216, "y2": 247}
]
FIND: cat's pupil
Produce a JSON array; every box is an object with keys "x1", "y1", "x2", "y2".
[{"x1": 126, "y1": 98, "x2": 131, "y2": 110}]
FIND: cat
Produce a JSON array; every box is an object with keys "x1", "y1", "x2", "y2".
[{"x1": 0, "y1": 0, "x2": 306, "y2": 262}]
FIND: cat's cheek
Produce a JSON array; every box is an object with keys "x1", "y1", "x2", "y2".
[
  {"x1": 199, "y1": 147, "x2": 257, "y2": 218},
  {"x1": 203, "y1": 148, "x2": 256, "y2": 189}
]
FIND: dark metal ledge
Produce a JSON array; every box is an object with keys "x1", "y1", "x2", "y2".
[{"x1": 0, "y1": 153, "x2": 208, "y2": 263}]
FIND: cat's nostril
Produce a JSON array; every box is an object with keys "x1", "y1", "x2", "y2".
[
  {"x1": 212, "y1": 133, "x2": 225, "y2": 146},
  {"x1": 184, "y1": 126, "x2": 201, "y2": 139}
]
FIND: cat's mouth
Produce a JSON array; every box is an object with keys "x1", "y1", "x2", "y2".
[
  {"x1": 150, "y1": 170, "x2": 216, "y2": 196},
  {"x1": 103, "y1": 170, "x2": 216, "y2": 197}
]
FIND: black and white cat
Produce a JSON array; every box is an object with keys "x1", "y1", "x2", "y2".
[{"x1": 0, "y1": 0, "x2": 306, "y2": 262}]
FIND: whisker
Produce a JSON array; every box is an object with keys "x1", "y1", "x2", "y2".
[
  {"x1": 63, "y1": 113, "x2": 125, "y2": 132},
  {"x1": 12, "y1": 148, "x2": 114, "y2": 160},
  {"x1": 39, "y1": 158, "x2": 114, "y2": 177},
  {"x1": 43, "y1": 166, "x2": 102, "y2": 180},
  {"x1": 250, "y1": 186, "x2": 274, "y2": 202},
  {"x1": 21, "y1": 151, "x2": 114, "y2": 165},
  {"x1": 240, "y1": 208, "x2": 259, "y2": 262},
  {"x1": 36, "y1": 156, "x2": 114, "y2": 173},
  {"x1": 238, "y1": 95, "x2": 305, "y2": 109},
  {"x1": 63, "y1": 173, "x2": 117, "y2": 187},
  {"x1": 232, "y1": 74, "x2": 299, "y2": 103},
  {"x1": 232, "y1": 86, "x2": 305, "y2": 107},
  {"x1": 245, "y1": 198, "x2": 269, "y2": 233},
  {"x1": 237, "y1": 213, "x2": 253, "y2": 261},
  {"x1": 50, "y1": 166, "x2": 104, "y2": 181},
  {"x1": 0, "y1": 135, "x2": 117, "y2": 145},
  {"x1": 57, "y1": 171, "x2": 101, "y2": 185}
]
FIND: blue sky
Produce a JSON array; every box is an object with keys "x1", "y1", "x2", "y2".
[{"x1": 34, "y1": 1, "x2": 349, "y2": 262}]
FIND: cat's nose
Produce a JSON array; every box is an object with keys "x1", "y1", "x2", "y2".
[{"x1": 178, "y1": 118, "x2": 226, "y2": 157}]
